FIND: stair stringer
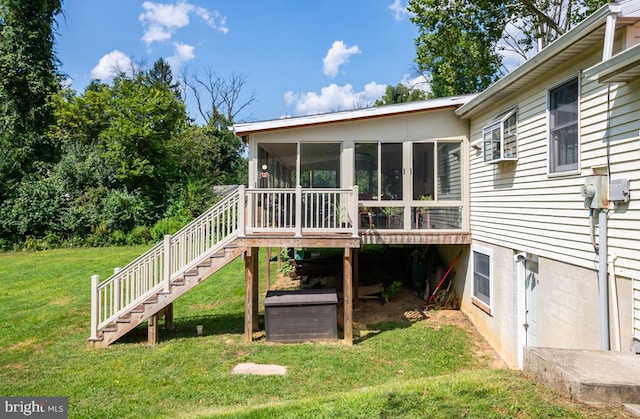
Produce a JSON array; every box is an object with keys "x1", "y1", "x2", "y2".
[{"x1": 89, "y1": 243, "x2": 246, "y2": 348}]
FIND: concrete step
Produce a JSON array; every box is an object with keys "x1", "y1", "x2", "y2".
[{"x1": 524, "y1": 347, "x2": 640, "y2": 405}]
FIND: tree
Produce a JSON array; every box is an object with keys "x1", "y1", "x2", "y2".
[
  {"x1": 182, "y1": 70, "x2": 257, "y2": 126},
  {"x1": 375, "y1": 83, "x2": 427, "y2": 106},
  {"x1": 408, "y1": 0, "x2": 610, "y2": 97},
  {"x1": 0, "y1": 0, "x2": 62, "y2": 185}
]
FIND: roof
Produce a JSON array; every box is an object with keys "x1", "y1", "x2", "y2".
[
  {"x1": 456, "y1": 3, "x2": 626, "y2": 119},
  {"x1": 584, "y1": 41, "x2": 640, "y2": 83},
  {"x1": 232, "y1": 95, "x2": 477, "y2": 136}
]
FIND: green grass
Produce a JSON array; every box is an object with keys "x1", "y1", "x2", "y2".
[{"x1": 0, "y1": 247, "x2": 627, "y2": 418}]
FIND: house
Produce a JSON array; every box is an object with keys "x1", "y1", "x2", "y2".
[
  {"x1": 89, "y1": 1, "x2": 640, "y2": 368},
  {"x1": 456, "y1": 0, "x2": 640, "y2": 368}
]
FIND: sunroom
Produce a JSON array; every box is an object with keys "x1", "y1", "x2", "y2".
[{"x1": 232, "y1": 96, "x2": 473, "y2": 246}]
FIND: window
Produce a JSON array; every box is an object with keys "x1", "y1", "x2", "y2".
[
  {"x1": 472, "y1": 246, "x2": 492, "y2": 313},
  {"x1": 300, "y1": 143, "x2": 341, "y2": 188},
  {"x1": 549, "y1": 77, "x2": 579, "y2": 173},
  {"x1": 482, "y1": 108, "x2": 517, "y2": 163}
]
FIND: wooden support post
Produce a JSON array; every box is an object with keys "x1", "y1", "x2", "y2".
[
  {"x1": 164, "y1": 303, "x2": 174, "y2": 331},
  {"x1": 244, "y1": 248, "x2": 253, "y2": 342},
  {"x1": 265, "y1": 247, "x2": 271, "y2": 291},
  {"x1": 148, "y1": 313, "x2": 159, "y2": 345},
  {"x1": 277, "y1": 247, "x2": 282, "y2": 272},
  {"x1": 353, "y1": 248, "x2": 359, "y2": 308},
  {"x1": 244, "y1": 247, "x2": 260, "y2": 341},
  {"x1": 252, "y1": 248, "x2": 259, "y2": 332},
  {"x1": 343, "y1": 247, "x2": 353, "y2": 345}
]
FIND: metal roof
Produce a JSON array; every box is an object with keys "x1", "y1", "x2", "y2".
[{"x1": 231, "y1": 95, "x2": 477, "y2": 136}]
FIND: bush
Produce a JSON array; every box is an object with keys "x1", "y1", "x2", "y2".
[
  {"x1": 150, "y1": 216, "x2": 189, "y2": 241},
  {"x1": 127, "y1": 226, "x2": 151, "y2": 245}
]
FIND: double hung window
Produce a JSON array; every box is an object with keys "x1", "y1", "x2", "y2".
[{"x1": 549, "y1": 77, "x2": 579, "y2": 173}]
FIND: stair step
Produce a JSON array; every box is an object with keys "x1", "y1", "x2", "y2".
[
  {"x1": 184, "y1": 269, "x2": 199, "y2": 277},
  {"x1": 197, "y1": 259, "x2": 213, "y2": 267},
  {"x1": 116, "y1": 315, "x2": 131, "y2": 323},
  {"x1": 172, "y1": 278, "x2": 186, "y2": 286},
  {"x1": 144, "y1": 296, "x2": 158, "y2": 305},
  {"x1": 103, "y1": 323, "x2": 117, "y2": 332},
  {"x1": 131, "y1": 305, "x2": 144, "y2": 313}
]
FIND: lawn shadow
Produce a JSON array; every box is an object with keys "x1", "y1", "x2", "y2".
[
  {"x1": 353, "y1": 319, "x2": 412, "y2": 344},
  {"x1": 115, "y1": 311, "x2": 248, "y2": 345}
]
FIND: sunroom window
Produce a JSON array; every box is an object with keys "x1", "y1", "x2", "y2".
[{"x1": 483, "y1": 108, "x2": 517, "y2": 163}]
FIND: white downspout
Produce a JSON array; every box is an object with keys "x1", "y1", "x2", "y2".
[
  {"x1": 598, "y1": 209, "x2": 610, "y2": 350},
  {"x1": 608, "y1": 254, "x2": 621, "y2": 351},
  {"x1": 603, "y1": 7, "x2": 620, "y2": 61}
]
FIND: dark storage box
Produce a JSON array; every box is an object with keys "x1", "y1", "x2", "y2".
[{"x1": 264, "y1": 289, "x2": 338, "y2": 342}]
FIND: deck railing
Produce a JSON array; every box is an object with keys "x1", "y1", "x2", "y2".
[
  {"x1": 244, "y1": 186, "x2": 358, "y2": 237},
  {"x1": 90, "y1": 185, "x2": 359, "y2": 340}
]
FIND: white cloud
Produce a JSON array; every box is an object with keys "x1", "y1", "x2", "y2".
[
  {"x1": 195, "y1": 6, "x2": 228, "y2": 34},
  {"x1": 139, "y1": 1, "x2": 228, "y2": 45},
  {"x1": 322, "y1": 41, "x2": 361, "y2": 78},
  {"x1": 167, "y1": 42, "x2": 195, "y2": 69},
  {"x1": 401, "y1": 74, "x2": 431, "y2": 94},
  {"x1": 389, "y1": 0, "x2": 410, "y2": 21},
  {"x1": 284, "y1": 82, "x2": 387, "y2": 116},
  {"x1": 90, "y1": 50, "x2": 134, "y2": 80}
]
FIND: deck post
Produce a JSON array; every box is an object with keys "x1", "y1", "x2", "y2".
[
  {"x1": 90, "y1": 275, "x2": 99, "y2": 341},
  {"x1": 238, "y1": 185, "x2": 245, "y2": 236},
  {"x1": 163, "y1": 234, "x2": 171, "y2": 293},
  {"x1": 265, "y1": 247, "x2": 271, "y2": 291},
  {"x1": 148, "y1": 313, "x2": 159, "y2": 345},
  {"x1": 343, "y1": 248, "x2": 353, "y2": 345},
  {"x1": 164, "y1": 303, "x2": 174, "y2": 331},
  {"x1": 353, "y1": 248, "x2": 359, "y2": 308},
  {"x1": 252, "y1": 248, "x2": 259, "y2": 332},
  {"x1": 295, "y1": 185, "x2": 302, "y2": 237},
  {"x1": 351, "y1": 185, "x2": 359, "y2": 237},
  {"x1": 244, "y1": 247, "x2": 260, "y2": 341}
]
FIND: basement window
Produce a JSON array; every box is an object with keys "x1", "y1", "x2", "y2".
[
  {"x1": 472, "y1": 245, "x2": 492, "y2": 315},
  {"x1": 482, "y1": 108, "x2": 518, "y2": 163}
]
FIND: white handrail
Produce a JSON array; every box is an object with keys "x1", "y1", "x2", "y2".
[{"x1": 90, "y1": 186, "x2": 243, "y2": 337}]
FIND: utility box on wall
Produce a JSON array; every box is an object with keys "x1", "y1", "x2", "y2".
[{"x1": 581, "y1": 175, "x2": 609, "y2": 209}]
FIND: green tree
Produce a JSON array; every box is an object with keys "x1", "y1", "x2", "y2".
[
  {"x1": 0, "y1": 0, "x2": 62, "y2": 187},
  {"x1": 408, "y1": 0, "x2": 610, "y2": 97},
  {"x1": 375, "y1": 83, "x2": 427, "y2": 106}
]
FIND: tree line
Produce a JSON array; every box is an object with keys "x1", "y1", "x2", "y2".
[{"x1": 0, "y1": 1, "x2": 246, "y2": 250}]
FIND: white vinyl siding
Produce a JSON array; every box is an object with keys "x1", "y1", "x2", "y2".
[{"x1": 468, "y1": 46, "x2": 640, "y2": 280}]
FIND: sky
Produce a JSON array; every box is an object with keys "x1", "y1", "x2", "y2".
[{"x1": 55, "y1": 0, "x2": 427, "y2": 124}]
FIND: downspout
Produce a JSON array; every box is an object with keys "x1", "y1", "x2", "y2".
[
  {"x1": 608, "y1": 254, "x2": 621, "y2": 351},
  {"x1": 598, "y1": 209, "x2": 610, "y2": 350}
]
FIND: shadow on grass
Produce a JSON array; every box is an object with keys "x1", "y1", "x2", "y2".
[
  {"x1": 352, "y1": 319, "x2": 412, "y2": 344},
  {"x1": 115, "y1": 311, "x2": 249, "y2": 345}
]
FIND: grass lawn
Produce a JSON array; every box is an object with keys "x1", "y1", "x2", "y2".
[{"x1": 0, "y1": 246, "x2": 629, "y2": 418}]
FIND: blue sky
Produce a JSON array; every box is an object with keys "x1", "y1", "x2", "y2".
[{"x1": 55, "y1": 1, "x2": 424, "y2": 124}]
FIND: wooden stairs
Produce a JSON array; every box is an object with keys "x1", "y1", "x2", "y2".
[{"x1": 89, "y1": 242, "x2": 245, "y2": 348}]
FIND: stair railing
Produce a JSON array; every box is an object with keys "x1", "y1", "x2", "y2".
[{"x1": 90, "y1": 185, "x2": 245, "y2": 341}]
